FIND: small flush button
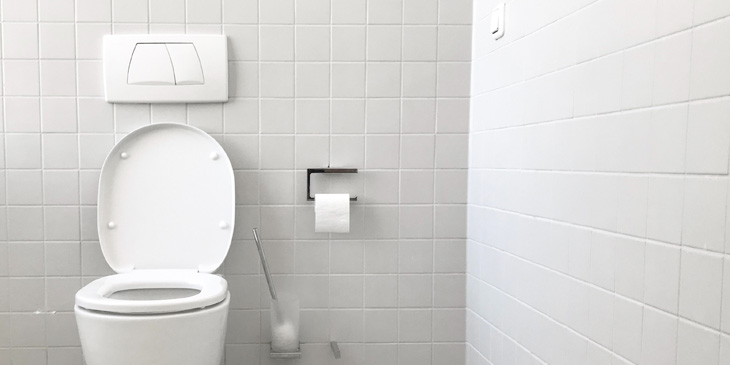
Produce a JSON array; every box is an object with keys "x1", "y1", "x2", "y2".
[
  {"x1": 166, "y1": 43, "x2": 205, "y2": 85},
  {"x1": 127, "y1": 44, "x2": 175, "y2": 85}
]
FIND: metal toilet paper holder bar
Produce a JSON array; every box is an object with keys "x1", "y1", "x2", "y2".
[{"x1": 306, "y1": 168, "x2": 358, "y2": 202}]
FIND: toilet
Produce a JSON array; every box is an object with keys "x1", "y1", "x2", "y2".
[{"x1": 74, "y1": 123, "x2": 235, "y2": 365}]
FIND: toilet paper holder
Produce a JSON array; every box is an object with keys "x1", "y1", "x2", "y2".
[{"x1": 306, "y1": 168, "x2": 358, "y2": 202}]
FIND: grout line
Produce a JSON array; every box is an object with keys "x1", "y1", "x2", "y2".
[
  {"x1": 466, "y1": 216, "x2": 730, "y2": 334},
  {"x1": 469, "y1": 93, "x2": 730, "y2": 135},
  {"x1": 468, "y1": 166, "x2": 730, "y2": 179}
]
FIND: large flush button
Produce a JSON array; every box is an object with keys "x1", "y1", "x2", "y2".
[
  {"x1": 166, "y1": 43, "x2": 205, "y2": 85},
  {"x1": 127, "y1": 43, "x2": 175, "y2": 85}
]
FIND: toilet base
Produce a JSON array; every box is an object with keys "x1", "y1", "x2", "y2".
[{"x1": 76, "y1": 294, "x2": 229, "y2": 365}]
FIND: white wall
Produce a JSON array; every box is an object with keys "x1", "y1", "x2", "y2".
[
  {"x1": 0, "y1": 0, "x2": 472, "y2": 364},
  {"x1": 468, "y1": 0, "x2": 730, "y2": 364}
]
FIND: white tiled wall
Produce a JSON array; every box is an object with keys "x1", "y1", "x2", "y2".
[
  {"x1": 0, "y1": 0, "x2": 472, "y2": 364},
  {"x1": 468, "y1": 0, "x2": 730, "y2": 364}
]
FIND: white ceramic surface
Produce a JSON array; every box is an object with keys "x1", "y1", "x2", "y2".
[
  {"x1": 75, "y1": 269, "x2": 228, "y2": 314},
  {"x1": 75, "y1": 123, "x2": 235, "y2": 365},
  {"x1": 97, "y1": 123, "x2": 235, "y2": 273},
  {"x1": 76, "y1": 296, "x2": 230, "y2": 365}
]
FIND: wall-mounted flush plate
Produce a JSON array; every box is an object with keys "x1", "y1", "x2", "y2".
[
  {"x1": 103, "y1": 35, "x2": 228, "y2": 103},
  {"x1": 491, "y1": 3, "x2": 505, "y2": 40}
]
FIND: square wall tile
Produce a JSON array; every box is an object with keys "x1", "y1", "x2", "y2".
[
  {"x1": 332, "y1": 0, "x2": 367, "y2": 24},
  {"x1": 226, "y1": 26, "x2": 258, "y2": 61},
  {"x1": 224, "y1": 98, "x2": 259, "y2": 133},
  {"x1": 364, "y1": 275, "x2": 397, "y2": 307},
  {"x1": 400, "y1": 171, "x2": 434, "y2": 204},
  {"x1": 77, "y1": 60, "x2": 105, "y2": 96},
  {"x1": 5, "y1": 98, "x2": 41, "y2": 133},
  {"x1": 438, "y1": 0, "x2": 472, "y2": 24},
  {"x1": 439, "y1": 25, "x2": 472, "y2": 61},
  {"x1": 3, "y1": 0, "x2": 38, "y2": 21},
  {"x1": 41, "y1": 61, "x2": 77, "y2": 96},
  {"x1": 682, "y1": 178, "x2": 727, "y2": 252},
  {"x1": 399, "y1": 240, "x2": 433, "y2": 273},
  {"x1": 679, "y1": 249, "x2": 723, "y2": 329},
  {"x1": 260, "y1": 0, "x2": 294, "y2": 24},
  {"x1": 42, "y1": 98, "x2": 78, "y2": 133},
  {"x1": 296, "y1": 0, "x2": 331, "y2": 24},
  {"x1": 76, "y1": 0, "x2": 111, "y2": 21},
  {"x1": 296, "y1": 26, "x2": 330, "y2": 61},
  {"x1": 261, "y1": 63, "x2": 294, "y2": 97},
  {"x1": 404, "y1": 0, "x2": 437, "y2": 24},
  {"x1": 399, "y1": 274, "x2": 433, "y2": 307},
  {"x1": 40, "y1": 0, "x2": 74, "y2": 21},
  {"x1": 40, "y1": 24, "x2": 75, "y2": 59},
  {"x1": 76, "y1": 24, "x2": 111, "y2": 60},
  {"x1": 79, "y1": 134, "x2": 115, "y2": 169},
  {"x1": 225, "y1": 135, "x2": 259, "y2": 169},
  {"x1": 403, "y1": 26, "x2": 438, "y2": 61},
  {"x1": 399, "y1": 309, "x2": 433, "y2": 342},
  {"x1": 113, "y1": 0, "x2": 148, "y2": 22},
  {"x1": 403, "y1": 62, "x2": 437, "y2": 97},
  {"x1": 8, "y1": 242, "x2": 45, "y2": 277},
  {"x1": 686, "y1": 99, "x2": 730, "y2": 174},
  {"x1": 6, "y1": 134, "x2": 42, "y2": 169},
  {"x1": 366, "y1": 99, "x2": 400, "y2": 133},
  {"x1": 189, "y1": 104, "x2": 224, "y2": 133},
  {"x1": 402, "y1": 99, "x2": 436, "y2": 133},
  {"x1": 690, "y1": 18, "x2": 730, "y2": 100},
  {"x1": 7, "y1": 207, "x2": 44, "y2": 241},
  {"x1": 2, "y1": 24, "x2": 38, "y2": 59},
  {"x1": 6, "y1": 171, "x2": 43, "y2": 206},
  {"x1": 368, "y1": 26, "x2": 402, "y2": 61},
  {"x1": 399, "y1": 206, "x2": 434, "y2": 239},
  {"x1": 260, "y1": 26, "x2": 294, "y2": 61},
  {"x1": 45, "y1": 207, "x2": 80, "y2": 241},
  {"x1": 150, "y1": 0, "x2": 185, "y2": 23},
  {"x1": 367, "y1": 63, "x2": 401, "y2": 97},
  {"x1": 435, "y1": 135, "x2": 468, "y2": 168},
  {"x1": 364, "y1": 171, "x2": 399, "y2": 204},
  {"x1": 332, "y1": 100, "x2": 365, "y2": 133},
  {"x1": 332, "y1": 135, "x2": 365, "y2": 168},
  {"x1": 43, "y1": 134, "x2": 79, "y2": 169},
  {"x1": 260, "y1": 136, "x2": 295, "y2": 169},
  {"x1": 369, "y1": 0, "x2": 402, "y2": 24},
  {"x1": 401, "y1": 135, "x2": 435, "y2": 169},
  {"x1": 43, "y1": 171, "x2": 79, "y2": 205},
  {"x1": 296, "y1": 63, "x2": 330, "y2": 97},
  {"x1": 115, "y1": 104, "x2": 151, "y2": 133},
  {"x1": 437, "y1": 62, "x2": 471, "y2": 97},
  {"x1": 332, "y1": 26, "x2": 366, "y2": 61},
  {"x1": 365, "y1": 135, "x2": 399, "y2": 169},
  {"x1": 186, "y1": 0, "x2": 222, "y2": 23},
  {"x1": 79, "y1": 98, "x2": 113, "y2": 133},
  {"x1": 364, "y1": 241, "x2": 398, "y2": 273},
  {"x1": 4, "y1": 61, "x2": 40, "y2": 96}
]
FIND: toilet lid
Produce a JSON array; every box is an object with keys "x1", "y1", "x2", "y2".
[{"x1": 97, "y1": 123, "x2": 235, "y2": 273}]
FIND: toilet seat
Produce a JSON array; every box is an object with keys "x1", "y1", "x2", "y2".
[
  {"x1": 76, "y1": 270, "x2": 228, "y2": 314},
  {"x1": 75, "y1": 123, "x2": 236, "y2": 315}
]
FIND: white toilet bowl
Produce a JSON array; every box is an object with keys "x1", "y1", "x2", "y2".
[{"x1": 75, "y1": 123, "x2": 236, "y2": 365}]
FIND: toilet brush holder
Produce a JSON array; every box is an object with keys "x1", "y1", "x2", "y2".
[
  {"x1": 253, "y1": 228, "x2": 301, "y2": 360},
  {"x1": 269, "y1": 292, "x2": 300, "y2": 359}
]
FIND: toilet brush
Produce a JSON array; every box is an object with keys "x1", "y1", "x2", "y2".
[
  {"x1": 253, "y1": 228, "x2": 277, "y2": 301},
  {"x1": 252, "y1": 229, "x2": 300, "y2": 358}
]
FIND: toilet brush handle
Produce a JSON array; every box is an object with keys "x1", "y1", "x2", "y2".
[{"x1": 253, "y1": 228, "x2": 278, "y2": 301}]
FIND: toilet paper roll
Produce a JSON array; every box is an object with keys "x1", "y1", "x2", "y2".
[{"x1": 314, "y1": 194, "x2": 350, "y2": 233}]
